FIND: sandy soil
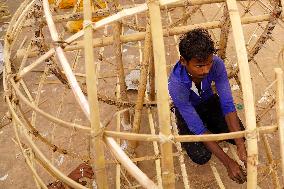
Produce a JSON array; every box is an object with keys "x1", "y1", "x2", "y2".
[{"x1": 1, "y1": 0, "x2": 284, "y2": 189}]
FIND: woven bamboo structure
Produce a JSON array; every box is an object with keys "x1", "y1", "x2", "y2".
[{"x1": 3, "y1": 0, "x2": 284, "y2": 188}]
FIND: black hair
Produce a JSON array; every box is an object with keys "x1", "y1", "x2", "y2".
[{"x1": 179, "y1": 28, "x2": 216, "y2": 62}]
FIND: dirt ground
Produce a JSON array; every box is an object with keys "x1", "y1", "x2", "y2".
[{"x1": 1, "y1": 0, "x2": 284, "y2": 188}]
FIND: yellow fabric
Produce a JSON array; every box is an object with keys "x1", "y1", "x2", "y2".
[{"x1": 49, "y1": 0, "x2": 107, "y2": 33}]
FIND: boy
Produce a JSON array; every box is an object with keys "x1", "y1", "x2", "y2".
[{"x1": 168, "y1": 28, "x2": 247, "y2": 184}]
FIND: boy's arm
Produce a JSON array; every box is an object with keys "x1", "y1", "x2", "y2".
[
  {"x1": 225, "y1": 112, "x2": 247, "y2": 164},
  {"x1": 214, "y1": 57, "x2": 247, "y2": 164},
  {"x1": 203, "y1": 131, "x2": 246, "y2": 184}
]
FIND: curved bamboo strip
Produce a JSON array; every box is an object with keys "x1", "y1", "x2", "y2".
[
  {"x1": 42, "y1": 0, "x2": 90, "y2": 119},
  {"x1": 104, "y1": 137, "x2": 158, "y2": 189}
]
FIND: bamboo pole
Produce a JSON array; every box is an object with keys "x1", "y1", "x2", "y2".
[
  {"x1": 116, "y1": 77, "x2": 121, "y2": 189},
  {"x1": 147, "y1": 1, "x2": 176, "y2": 188},
  {"x1": 210, "y1": 162, "x2": 225, "y2": 189},
  {"x1": 275, "y1": 68, "x2": 284, "y2": 183},
  {"x1": 82, "y1": 0, "x2": 108, "y2": 188},
  {"x1": 148, "y1": 108, "x2": 163, "y2": 189},
  {"x1": 171, "y1": 114, "x2": 190, "y2": 189},
  {"x1": 218, "y1": 4, "x2": 230, "y2": 60},
  {"x1": 104, "y1": 137, "x2": 158, "y2": 189},
  {"x1": 112, "y1": 2, "x2": 131, "y2": 133},
  {"x1": 130, "y1": 23, "x2": 152, "y2": 150},
  {"x1": 226, "y1": 0, "x2": 258, "y2": 188}
]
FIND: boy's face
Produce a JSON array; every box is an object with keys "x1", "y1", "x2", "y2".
[{"x1": 181, "y1": 54, "x2": 213, "y2": 80}]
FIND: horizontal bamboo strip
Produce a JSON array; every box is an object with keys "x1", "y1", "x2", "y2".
[
  {"x1": 16, "y1": 13, "x2": 284, "y2": 60},
  {"x1": 105, "y1": 125, "x2": 276, "y2": 142}
]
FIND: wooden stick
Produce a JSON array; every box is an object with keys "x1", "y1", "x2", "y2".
[
  {"x1": 16, "y1": 13, "x2": 284, "y2": 60},
  {"x1": 104, "y1": 137, "x2": 158, "y2": 189},
  {"x1": 217, "y1": 4, "x2": 230, "y2": 60},
  {"x1": 171, "y1": 113, "x2": 190, "y2": 189},
  {"x1": 275, "y1": 68, "x2": 284, "y2": 183},
  {"x1": 112, "y1": 7, "x2": 131, "y2": 130},
  {"x1": 42, "y1": 0, "x2": 90, "y2": 119},
  {"x1": 82, "y1": 0, "x2": 108, "y2": 187},
  {"x1": 209, "y1": 162, "x2": 225, "y2": 189},
  {"x1": 147, "y1": 1, "x2": 176, "y2": 188},
  {"x1": 130, "y1": 22, "x2": 152, "y2": 149},
  {"x1": 105, "y1": 125, "x2": 277, "y2": 142},
  {"x1": 226, "y1": 0, "x2": 258, "y2": 187},
  {"x1": 148, "y1": 108, "x2": 163, "y2": 189}
]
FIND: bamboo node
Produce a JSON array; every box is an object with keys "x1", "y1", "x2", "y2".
[
  {"x1": 83, "y1": 20, "x2": 93, "y2": 29},
  {"x1": 158, "y1": 132, "x2": 174, "y2": 144},
  {"x1": 52, "y1": 40, "x2": 71, "y2": 49},
  {"x1": 245, "y1": 128, "x2": 259, "y2": 140}
]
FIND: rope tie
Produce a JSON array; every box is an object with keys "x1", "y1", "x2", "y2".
[
  {"x1": 53, "y1": 40, "x2": 71, "y2": 49},
  {"x1": 83, "y1": 20, "x2": 93, "y2": 30},
  {"x1": 245, "y1": 128, "x2": 258, "y2": 140},
  {"x1": 159, "y1": 132, "x2": 174, "y2": 144}
]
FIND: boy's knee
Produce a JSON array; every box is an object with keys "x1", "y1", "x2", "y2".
[
  {"x1": 189, "y1": 153, "x2": 212, "y2": 165},
  {"x1": 183, "y1": 143, "x2": 212, "y2": 165}
]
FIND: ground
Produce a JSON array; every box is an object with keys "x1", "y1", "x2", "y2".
[{"x1": 0, "y1": 0, "x2": 284, "y2": 188}]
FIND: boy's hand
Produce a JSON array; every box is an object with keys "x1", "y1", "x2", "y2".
[
  {"x1": 226, "y1": 159, "x2": 247, "y2": 184},
  {"x1": 237, "y1": 144, "x2": 247, "y2": 167}
]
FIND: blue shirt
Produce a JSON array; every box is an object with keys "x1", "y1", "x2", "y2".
[{"x1": 168, "y1": 56, "x2": 236, "y2": 135}]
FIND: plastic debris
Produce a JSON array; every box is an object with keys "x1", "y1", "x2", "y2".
[
  {"x1": 0, "y1": 174, "x2": 8, "y2": 181},
  {"x1": 236, "y1": 103, "x2": 244, "y2": 110}
]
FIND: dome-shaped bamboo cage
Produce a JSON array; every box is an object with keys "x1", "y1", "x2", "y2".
[{"x1": 3, "y1": 0, "x2": 284, "y2": 188}]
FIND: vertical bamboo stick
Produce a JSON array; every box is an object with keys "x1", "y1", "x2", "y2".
[
  {"x1": 147, "y1": 0, "x2": 175, "y2": 188},
  {"x1": 116, "y1": 77, "x2": 121, "y2": 189},
  {"x1": 83, "y1": 0, "x2": 108, "y2": 188},
  {"x1": 130, "y1": 23, "x2": 151, "y2": 149},
  {"x1": 171, "y1": 114, "x2": 190, "y2": 189},
  {"x1": 149, "y1": 48, "x2": 156, "y2": 101},
  {"x1": 226, "y1": 0, "x2": 258, "y2": 188},
  {"x1": 218, "y1": 4, "x2": 230, "y2": 60},
  {"x1": 148, "y1": 108, "x2": 163, "y2": 188},
  {"x1": 209, "y1": 162, "x2": 225, "y2": 189},
  {"x1": 112, "y1": 1, "x2": 131, "y2": 128},
  {"x1": 275, "y1": 68, "x2": 284, "y2": 183}
]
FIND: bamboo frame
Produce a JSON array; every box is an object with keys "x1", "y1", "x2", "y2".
[{"x1": 3, "y1": 0, "x2": 284, "y2": 188}]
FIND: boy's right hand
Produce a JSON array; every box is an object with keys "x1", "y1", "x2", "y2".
[{"x1": 226, "y1": 159, "x2": 247, "y2": 184}]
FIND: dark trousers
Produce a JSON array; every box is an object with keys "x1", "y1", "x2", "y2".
[{"x1": 174, "y1": 94, "x2": 245, "y2": 165}]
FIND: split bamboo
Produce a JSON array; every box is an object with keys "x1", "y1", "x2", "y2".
[{"x1": 104, "y1": 137, "x2": 158, "y2": 189}]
